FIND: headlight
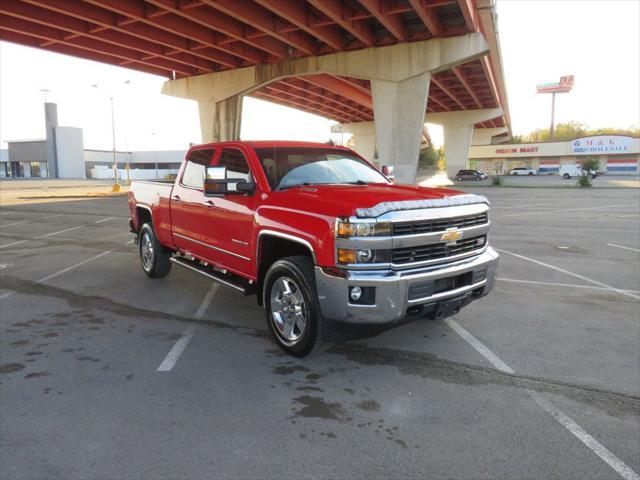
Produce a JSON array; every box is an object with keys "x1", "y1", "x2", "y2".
[
  {"x1": 337, "y1": 248, "x2": 390, "y2": 265},
  {"x1": 336, "y1": 220, "x2": 391, "y2": 238}
]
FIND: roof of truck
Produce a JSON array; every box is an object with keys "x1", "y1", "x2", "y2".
[{"x1": 192, "y1": 140, "x2": 351, "y2": 150}]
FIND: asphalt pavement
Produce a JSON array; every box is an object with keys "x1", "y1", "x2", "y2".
[{"x1": 0, "y1": 186, "x2": 638, "y2": 479}]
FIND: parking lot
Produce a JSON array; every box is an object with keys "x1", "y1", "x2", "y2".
[{"x1": 1, "y1": 186, "x2": 639, "y2": 479}]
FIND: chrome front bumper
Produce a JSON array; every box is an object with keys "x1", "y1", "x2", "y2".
[{"x1": 315, "y1": 247, "x2": 498, "y2": 325}]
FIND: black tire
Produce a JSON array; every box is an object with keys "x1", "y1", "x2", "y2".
[
  {"x1": 475, "y1": 176, "x2": 481, "y2": 181},
  {"x1": 456, "y1": 177, "x2": 462, "y2": 181},
  {"x1": 563, "y1": 173, "x2": 571, "y2": 179},
  {"x1": 528, "y1": 172, "x2": 534, "y2": 176},
  {"x1": 139, "y1": 222, "x2": 172, "y2": 278},
  {"x1": 512, "y1": 172, "x2": 518, "y2": 176},
  {"x1": 263, "y1": 255, "x2": 331, "y2": 357}
]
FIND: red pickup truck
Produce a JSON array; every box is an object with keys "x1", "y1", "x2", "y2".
[{"x1": 129, "y1": 141, "x2": 498, "y2": 356}]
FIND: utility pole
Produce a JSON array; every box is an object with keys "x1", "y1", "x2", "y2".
[{"x1": 549, "y1": 92, "x2": 556, "y2": 141}]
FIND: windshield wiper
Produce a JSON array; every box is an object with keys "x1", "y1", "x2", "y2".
[{"x1": 278, "y1": 182, "x2": 313, "y2": 191}]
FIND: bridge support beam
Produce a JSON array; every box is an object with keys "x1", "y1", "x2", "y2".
[
  {"x1": 341, "y1": 121, "x2": 376, "y2": 163},
  {"x1": 162, "y1": 34, "x2": 491, "y2": 179},
  {"x1": 427, "y1": 109, "x2": 502, "y2": 178},
  {"x1": 371, "y1": 73, "x2": 431, "y2": 184},
  {"x1": 472, "y1": 127, "x2": 509, "y2": 145},
  {"x1": 198, "y1": 96, "x2": 244, "y2": 143}
]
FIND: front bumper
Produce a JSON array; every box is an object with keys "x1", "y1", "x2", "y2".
[{"x1": 315, "y1": 247, "x2": 498, "y2": 325}]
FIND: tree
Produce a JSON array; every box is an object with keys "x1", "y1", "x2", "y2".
[{"x1": 508, "y1": 123, "x2": 639, "y2": 144}]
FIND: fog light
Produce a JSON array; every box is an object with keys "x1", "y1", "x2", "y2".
[
  {"x1": 356, "y1": 249, "x2": 373, "y2": 263},
  {"x1": 350, "y1": 286, "x2": 362, "y2": 301}
]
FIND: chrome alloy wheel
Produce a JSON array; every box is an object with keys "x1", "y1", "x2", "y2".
[
  {"x1": 140, "y1": 231, "x2": 154, "y2": 271},
  {"x1": 270, "y1": 276, "x2": 307, "y2": 344}
]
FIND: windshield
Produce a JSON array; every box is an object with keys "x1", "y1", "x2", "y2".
[{"x1": 254, "y1": 147, "x2": 390, "y2": 190}]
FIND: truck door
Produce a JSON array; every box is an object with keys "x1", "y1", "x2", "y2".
[
  {"x1": 199, "y1": 147, "x2": 258, "y2": 277},
  {"x1": 170, "y1": 147, "x2": 216, "y2": 261}
]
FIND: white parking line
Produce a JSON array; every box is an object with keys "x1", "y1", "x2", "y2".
[
  {"x1": 0, "y1": 239, "x2": 28, "y2": 249},
  {"x1": 0, "y1": 214, "x2": 61, "y2": 229},
  {"x1": 95, "y1": 217, "x2": 116, "y2": 224},
  {"x1": 0, "y1": 250, "x2": 113, "y2": 301},
  {"x1": 607, "y1": 243, "x2": 640, "y2": 253},
  {"x1": 36, "y1": 225, "x2": 83, "y2": 239},
  {"x1": 1, "y1": 220, "x2": 29, "y2": 227},
  {"x1": 445, "y1": 318, "x2": 640, "y2": 480},
  {"x1": 496, "y1": 248, "x2": 640, "y2": 301},
  {"x1": 499, "y1": 204, "x2": 628, "y2": 218},
  {"x1": 156, "y1": 284, "x2": 219, "y2": 372},
  {"x1": 0, "y1": 220, "x2": 96, "y2": 249},
  {"x1": 497, "y1": 277, "x2": 640, "y2": 294}
]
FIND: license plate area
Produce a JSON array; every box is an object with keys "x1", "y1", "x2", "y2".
[{"x1": 434, "y1": 296, "x2": 465, "y2": 319}]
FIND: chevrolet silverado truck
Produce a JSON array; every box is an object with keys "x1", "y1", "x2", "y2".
[{"x1": 128, "y1": 141, "x2": 498, "y2": 356}]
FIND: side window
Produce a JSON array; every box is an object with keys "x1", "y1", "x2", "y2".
[
  {"x1": 181, "y1": 148, "x2": 214, "y2": 189},
  {"x1": 217, "y1": 148, "x2": 253, "y2": 183}
]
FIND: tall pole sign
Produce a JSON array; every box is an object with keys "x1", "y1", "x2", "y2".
[{"x1": 536, "y1": 75, "x2": 574, "y2": 140}]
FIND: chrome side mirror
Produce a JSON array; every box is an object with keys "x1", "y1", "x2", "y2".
[
  {"x1": 204, "y1": 166, "x2": 255, "y2": 196},
  {"x1": 381, "y1": 165, "x2": 395, "y2": 181}
]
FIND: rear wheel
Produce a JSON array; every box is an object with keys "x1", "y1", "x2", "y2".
[
  {"x1": 456, "y1": 177, "x2": 462, "y2": 181},
  {"x1": 139, "y1": 223, "x2": 172, "y2": 278},
  {"x1": 264, "y1": 256, "x2": 330, "y2": 357},
  {"x1": 563, "y1": 173, "x2": 571, "y2": 179}
]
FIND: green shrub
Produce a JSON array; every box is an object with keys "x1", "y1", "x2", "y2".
[
  {"x1": 577, "y1": 174, "x2": 592, "y2": 187},
  {"x1": 491, "y1": 176, "x2": 502, "y2": 186}
]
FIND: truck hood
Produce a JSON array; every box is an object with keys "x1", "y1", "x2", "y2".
[{"x1": 267, "y1": 183, "x2": 481, "y2": 218}]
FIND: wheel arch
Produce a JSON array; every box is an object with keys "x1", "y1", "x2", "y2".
[
  {"x1": 135, "y1": 204, "x2": 153, "y2": 230},
  {"x1": 256, "y1": 231, "x2": 316, "y2": 306}
]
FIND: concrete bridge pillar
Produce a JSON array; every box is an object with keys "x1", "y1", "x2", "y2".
[
  {"x1": 341, "y1": 121, "x2": 376, "y2": 164},
  {"x1": 198, "y1": 95, "x2": 244, "y2": 143},
  {"x1": 428, "y1": 108, "x2": 503, "y2": 178},
  {"x1": 371, "y1": 73, "x2": 431, "y2": 184}
]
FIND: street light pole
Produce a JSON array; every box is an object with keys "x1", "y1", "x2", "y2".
[
  {"x1": 92, "y1": 83, "x2": 123, "y2": 192},
  {"x1": 108, "y1": 94, "x2": 120, "y2": 191}
]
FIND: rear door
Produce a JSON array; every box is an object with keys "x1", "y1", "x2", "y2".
[{"x1": 170, "y1": 147, "x2": 216, "y2": 260}]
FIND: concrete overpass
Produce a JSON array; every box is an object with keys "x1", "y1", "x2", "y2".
[{"x1": 0, "y1": 0, "x2": 511, "y2": 183}]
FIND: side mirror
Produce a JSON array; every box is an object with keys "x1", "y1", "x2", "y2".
[
  {"x1": 381, "y1": 165, "x2": 395, "y2": 181},
  {"x1": 204, "y1": 166, "x2": 255, "y2": 196}
]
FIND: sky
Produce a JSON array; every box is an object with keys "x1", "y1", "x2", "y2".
[{"x1": 0, "y1": 0, "x2": 639, "y2": 152}]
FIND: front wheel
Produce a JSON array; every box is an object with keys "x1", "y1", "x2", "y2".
[
  {"x1": 456, "y1": 177, "x2": 462, "y2": 181},
  {"x1": 139, "y1": 223, "x2": 172, "y2": 278},
  {"x1": 528, "y1": 172, "x2": 534, "y2": 176},
  {"x1": 563, "y1": 173, "x2": 571, "y2": 179},
  {"x1": 264, "y1": 256, "x2": 330, "y2": 357}
]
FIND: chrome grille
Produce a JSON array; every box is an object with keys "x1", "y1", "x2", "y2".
[
  {"x1": 392, "y1": 213, "x2": 488, "y2": 236},
  {"x1": 392, "y1": 236, "x2": 486, "y2": 265}
]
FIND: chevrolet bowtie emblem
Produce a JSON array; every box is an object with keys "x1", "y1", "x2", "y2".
[{"x1": 441, "y1": 228, "x2": 462, "y2": 244}]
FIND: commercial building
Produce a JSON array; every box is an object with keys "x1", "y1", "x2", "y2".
[
  {"x1": 469, "y1": 135, "x2": 639, "y2": 175},
  {"x1": 2, "y1": 103, "x2": 85, "y2": 179}
]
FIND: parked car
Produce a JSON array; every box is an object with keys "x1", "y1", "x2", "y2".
[
  {"x1": 129, "y1": 141, "x2": 498, "y2": 356},
  {"x1": 559, "y1": 164, "x2": 597, "y2": 179},
  {"x1": 509, "y1": 167, "x2": 537, "y2": 176},
  {"x1": 455, "y1": 169, "x2": 487, "y2": 181}
]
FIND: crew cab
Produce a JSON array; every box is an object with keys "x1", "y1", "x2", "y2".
[{"x1": 128, "y1": 141, "x2": 498, "y2": 356}]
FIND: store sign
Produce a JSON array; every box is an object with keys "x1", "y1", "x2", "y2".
[
  {"x1": 571, "y1": 136, "x2": 632, "y2": 155},
  {"x1": 495, "y1": 146, "x2": 539, "y2": 154}
]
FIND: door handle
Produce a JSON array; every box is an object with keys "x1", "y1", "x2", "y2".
[
  {"x1": 205, "y1": 200, "x2": 215, "y2": 207},
  {"x1": 172, "y1": 195, "x2": 181, "y2": 201}
]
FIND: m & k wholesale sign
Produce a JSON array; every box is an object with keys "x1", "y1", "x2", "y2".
[{"x1": 572, "y1": 136, "x2": 632, "y2": 155}]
